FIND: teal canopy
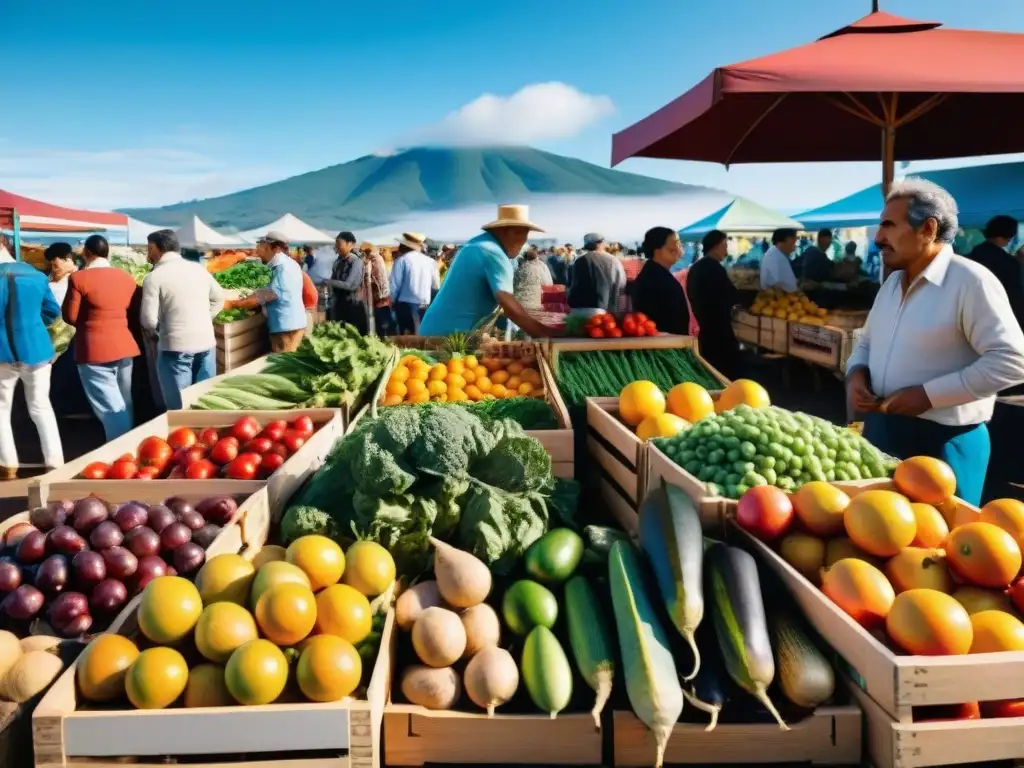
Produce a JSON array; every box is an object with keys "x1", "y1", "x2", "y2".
[{"x1": 680, "y1": 197, "x2": 803, "y2": 239}]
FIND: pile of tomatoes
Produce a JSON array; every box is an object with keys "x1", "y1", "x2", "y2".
[
  {"x1": 79, "y1": 415, "x2": 317, "y2": 482},
  {"x1": 584, "y1": 312, "x2": 658, "y2": 339}
]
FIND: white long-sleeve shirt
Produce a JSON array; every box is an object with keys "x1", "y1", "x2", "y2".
[
  {"x1": 846, "y1": 245, "x2": 1024, "y2": 426},
  {"x1": 140, "y1": 252, "x2": 224, "y2": 353},
  {"x1": 760, "y1": 246, "x2": 798, "y2": 292},
  {"x1": 390, "y1": 250, "x2": 438, "y2": 306}
]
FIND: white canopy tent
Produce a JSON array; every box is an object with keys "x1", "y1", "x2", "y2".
[
  {"x1": 176, "y1": 216, "x2": 250, "y2": 249},
  {"x1": 126, "y1": 217, "x2": 171, "y2": 245},
  {"x1": 239, "y1": 213, "x2": 333, "y2": 245}
]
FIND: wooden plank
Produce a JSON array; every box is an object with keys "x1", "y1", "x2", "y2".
[
  {"x1": 216, "y1": 325, "x2": 267, "y2": 354},
  {"x1": 588, "y1": 436, "x2": 639, "y2": 503},
  {"x1": 788, "y1": 323, "x2": 848, "y2": 370},
  {"x1": 645, "y1": 443, "x2": 730, "y2": 528},
  {"x1": 612, "y1": 707, "x2": 862, "y2": 766},
  {"x1": 214, "y1": 313, "x2": 266, "y2": 339},
  {"x1": 586, "y1": 398, "x2": 642, "y2": 468},
  {"x1": 597, "y1": 477, "x2": 638, "y2": 535},
  {"x1": 216, "y1": 337, "x2": 269, "y2": 371}
]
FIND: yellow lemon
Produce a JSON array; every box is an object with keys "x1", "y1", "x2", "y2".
[
  {"x1": 619, "y1": 381, "x2": 666, "y2": 426},
  {"x1": 666, "y1": 382, "x2": 715, "y2": 423},
  {"x1": 445, "y1": 373, "x2": 466, "y2": 390},
  {"x1": 428, "y1": 364, "x2": 448, "y2": 381},
  {"x1": 716, "y1": 379, "x2": 771, "y2": 412},
  {"x1": 427, "y1": 380, "x2": 447, "y2": 397},
  {"x1": 636, "y1": 413, "x2": 691, "y2": 442},
  {"x1": 463, "y1": 355, "x2": 479, "y2": 369}
]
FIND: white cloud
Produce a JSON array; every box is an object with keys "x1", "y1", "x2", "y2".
[
  {"x1": 0, "y1": 140, "x2": 285, "y2": 210},
  {"x1": 404, "y1": 82, "x2": 615, "y2": 148}
]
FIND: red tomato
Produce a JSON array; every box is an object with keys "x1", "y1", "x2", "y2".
[
  {"x1": 601, "y1": 314, "x2": 617, "y2": 329},
  {"x1": 81, "y1": 462, "x2": 110, "y2": 480},
  {"x1": 609, "y1": 328, "x2": 623, "y2": 338},
  {"x1": 588, "y1": 327, "x2": 606, "y2": 338},
  {"x1": 290, "y1": 415, "x2": 314, "y2": 438},
  {"x1": 267, "y1": 443, "x2": 290, "y2": 459},
  {"x1": 185, "y1": 459, "x2": 218, "y2": 480},
  {"x1": 224, "y1": 454, "x2": 260, "y2": 480},
  {"x1": 622, "y1": 318, "x2": 638, "y2": 336},
  {"x1": 281, "y1": 431, "x2": 306, "y2": 454},
  {"x1": 185, "y1": 446, "x2": 208, "y2": 465},
  {"x1": 260, "y1": 425, "x2": 286, "y2": 442},
  {"x1": 134, "y1": 466, "x2": 162, "y2": 480},
  {"x1": 231, "y1": 416, "x2": 260, "y2": 442},
  {"x1": 981, "y1": 699, "x2": 1024, "y2": 718},
  {"x1": 208, "y1": 438, "x2": 240, "y2": 466},
  {"x1": 167, "y1": 427, "x2": 198, "y2": 451},
  {"x1": 244, "y1": 437, "x2": 274, "y2": 455},
  {"x1": 916, "y1": 702, "x2": 981, "y2": 721},
  {"x1": 258, "y1": 452, "x2": 285, "y2": 478},
  {"x1": 198, "y1": 428, "x2": 221, "y2": 447},
  {"x1": 633, "y1": 326, "x2": 647, "y2": 337},
  {"x1": 586, "y1": 314, "x2": 604, "y2": 327},
  {"x1": 108, "y1": 459, "x2": 138, "y2": 480},
  {"x1": 266, "y1": 419, "x2": 288, "y2": 434},
  {"x1": 644, "y1": 321, "x2": 658, "y2": 335},
  {"x1": 736, "y1": 486, "x2": 794, "y2": 542},
  {"x1": 633, "y1": 312, "x2": 649, "y2": 324},
  {"x1": 137, "y1": 436, "x2": 173, "y2": 471}
]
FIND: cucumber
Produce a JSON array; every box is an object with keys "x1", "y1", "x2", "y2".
[
  {"x1": 583, "y1": 525, "x2": 631, "y2": 559},
  {"x1": 502, "y1": 580, "x2": 558, "y2": 636},
  {"x1": 609, "y1": 540, "x2": 683, "y2": 768},
  {"x1": 565, "y1": 575, "x2": 616, "y2": 729},
  {"x1": 639, "y1": 480, "x2": 705, "y2": 681},
  {"x1": 706, "y1": 543, "x2": 789, "y2": 730},
  {"x1": 524, "y1": 528, "x2": 584, "y2": 584},
  {"x1": 521, "y1": 625, "x2": 573, "y2": 718},
  {"x1": 682, "y1": 615, "x2": 731, "y2": 731},
  {"x1": 772, "y1": 612, "x2": 835, "y2": 709}
]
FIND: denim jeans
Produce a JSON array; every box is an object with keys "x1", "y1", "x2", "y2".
[
  {"x1": 157, "y1": 348, "x2": 216, "y2": 411},
  {"x1": 78, "y1": 359, "x2": 134, "y2": 441}
]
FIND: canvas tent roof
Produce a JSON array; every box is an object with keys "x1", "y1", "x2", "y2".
[
  {"x1": 175, "y1": 216, "x2": 249, "y2": 249},
  {"x1": 239, "y1": 213, "x2": 333, "y2": 245},
  {"x1": 680, "y1": 197, "x2": 803, "y2": 238},
  {"x1": 0, "y1": 189, "x2": 127, "y2": 232},
  {"x1": 126, "y1": 217, "x2": 170, "y2": 245}
]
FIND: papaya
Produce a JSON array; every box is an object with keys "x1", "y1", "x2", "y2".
[
  {"x1": 884, "y1": 548, "x2": 953, "y2": 594},
  {"x1": 820, "y1": 558, "x2": 895, "y2": 629},
  {"x1": 909, "y1": 504, "x2": 950, "y2": 549},
  {"x1": 844, "y1": 490, "x2": 916, "y2": 557},
  {"x1": 885, "y1": 589, "x2": 972, "y2": 655},
  {"x1": 893, "y1": 456, "x2": 957, "y2": 505},
  {"x1": 980, "y1": 499, "x2": 1024, "y2": 548},
  {"x1": 969, "y1": 610, "x2": 1024, "y2": 653},
  {"x1": 792, "y1": 482, "x2": 849, "y2": 537},
  {"x1": 944, "y1": 522, "x2": 1022, "y2": 588}
]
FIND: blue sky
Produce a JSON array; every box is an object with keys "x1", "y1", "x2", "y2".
[{"x1": 5, "y1": 0, "x2": 1024, "y2": 212}]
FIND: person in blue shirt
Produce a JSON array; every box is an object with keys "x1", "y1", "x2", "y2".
[
  {"x1": 389, "y1": 233, "x2": 438, "y2": 334},
  {"x1": 420, "y1": 205, "x2": 562, "y2": 338},
  {"x1": 0, "y1": 259, "x2": 65, "y2": 478},
  {"x1": 225, "y1": 230, "x2": 307, "y2": 352}
]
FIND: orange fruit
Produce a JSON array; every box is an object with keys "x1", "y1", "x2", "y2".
[
  {"x1": 249, "y1": 561, "x2": 311, "y2": 610},
  {"x1": 635, "y1": 413, "x2": 689, "y2": 441},
  {"x1": 506, "y1": 361, "x2": 524, "y2": 375},
  {"x1": 409, "y1": 362, "x2": 430, "y2": 381},
  {"x1": 183, "y1": 663, "x2": 233, "y2": 708},
  {"x1": 970, "y1": 610, "x2": 1024, "y2": 652},
  {"x1": 821, "y1": 558, "x2": 895, "y2": 629},
  {"x1": 195, "y1": 601, "x2": 259, "y2": 663},
  {"x1": 715, "y1": 379, "x2": 770, "y2": 412},
  {"x1": 428, "y1": 364, "x2": 447, "y2": 381},
  {"x1": 315, "y1": 584, "x2": 372, "y2": 643},
  {"x1": 894, "y1": 456, "x2": 957, "y2": 505},
  {"x1": 126, "y1": 647, "x2": 189, "y2": 709},
  {"x1": 490, "y1": 383, "x2": 507, "y2": 398},
  {"x1": 793, "y1": 482, "x2": 851, "y2": 537},
  {"x1": 953, "y1": 586, "x2": 1014, "y2": 615},
  {"x1": 666, "y1": 383, "x2": 715, "y2": 423},
  {"x1": 463, "y1": 355, "x2": 479, "y2": 369},
  {"x1": 944, "y1": 522, "x2": 1022, "y2": 588},
  {"x1": 482, "y1": 357, "x2": 501, "y2": 372},
  {"x1": 225, "y1": 639, "x2": 289, "y2": 705},
  {"x1": 521, "y1": 368, "x2": 541, "y2": 386},
  {"x1": 383, "y1": 394, "x2": 403, "y2": 406},
  {"x1": 138, "y1": 576, "x2": 203, "y2": 645},
  {"x1": 409, "y1": 391, "x2": 430, "y2": 404},
  {"x1": 385, "y1": 379, "x2": 407, "y2": 398},
  {"x1": 465, "y1": 385, "x2": 483, "y2": 401},
  {"x1": 618, "y1": 381, "x2": 666, "y2": 426},
  {"x1": 427, "y1": 380, "x2": 447, "y2": 397},
  {"x1": 886, "y1": 589, "x2": 972, "y2": 655},
  {"x1": 255, "y1": 583, "x2": 318, "y2": 646},
  {"x1": 451, "y1": 389, "x2": 470, "y2": 402},
  {"x1": 391, "y1": 365, "x2": 410, "y2": 383},
  {"x1": 475, "y1": 376, "x2": 492, "y2": 393},
  {"x1": 445, "y1": 373, "x2": 466, "y2": 390},
  {"x1": 461, "y1": 368, "x2": 477, "y2": 384},
  {"x1": 911, "y1": 503, "x2": 950, "y2": 548},
  {"x1": 844, "y1": 490, "x2": 917, "y2": 557},
  {"x1": 195, "y1": 553, "x2": 256, "y2": 606},
  {"x1": 980, "y1": 499, "x2": 1024, "y2": 545},
  {"x1": 517, "y1": 382, "x2": 534, "y2": 396},
  {"x1": 502, "y1": 387, "x2": 518, "y2": 399},
  {"x1": 342, "y1": 541, "x2": 396, "y2": 597},
  {"x1": 406, "y1": 379, "x2": 427, "y2": 398},
  {"x1": 77, "y1": 634, "x2": 140, "y2": 702},
  {"x1": 506, "y1": 376, "x2": 522, "y2": 391},
  {"x1": 297, "y1": 635, "x2": 362, "y2": 702},
  {"x1": 399, "y1": 354, "x2": 421, "y2": 367},
  {"x1": 286, "y1": 535, "x2": 345, "y2": 591},
  {"x1": 447, "y1": 359, "x2": 465, "y2": 375},
  {"x1": 491, "y1": 370, "x2": 510, "y2": 385}
]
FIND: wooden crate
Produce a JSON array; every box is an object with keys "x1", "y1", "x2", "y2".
[
  {"x1": 612, "y1": 705, "x2": 862, "y2": 766},
  {"x1": 732, "y1": 309, "x2": 761, "y2": 346},
  {"x1": 759, "y1": 317, "x2": 789, "y2": 354},
  {"x1": 214, "y1": 313, "x2": 268, "y2": 374},
  {"x1": 825, "y1": 309, "x2": 869, "y2": 331},
  {"x1": 29, "y1": 409, "x2": 343, "y2": 519},
  {"x1": 788, "y1": 323, "x2": 850, "y2": 370},
  {"x1": 586, "y1": 397, "x2": 649, "y2": 524},
  {"x1": 32, "y1": 607, "x2": 394, "y2": 768}
]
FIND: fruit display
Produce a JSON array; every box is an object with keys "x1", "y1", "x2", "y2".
[
  {"x1": 738, "y1": 456, "x2": 1024, "y2": 672},
  {"x1": 555, "y1": 348, "x2": 721, "y2": 407},
  {"x1": 383, "y1": 352, "x2": 547, "y2": 405},
  {"x1": 73, "y1": 535, "x2": 394, "y2": 710},
  {"x1": 77, "y1": 415, "x2": 318, "y2": 481},
  {"x1": 0, "y1": 496, "x2": 237, "y2": 637},
  {"x1": 568, "y1": 311, "x2": 658, "y2": 339},
  {"x1": 652, "y1": 381, "x2": 895, "y2": 499},
  {"x1": 0, "y1": 631, "x2": 79, "y2": 704},
  {"x1": 749, "y1": 289, "x2": 827, "y2": 324}
]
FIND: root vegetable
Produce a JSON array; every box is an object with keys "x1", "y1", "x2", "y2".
[
  {"x1": 0, "y1": 650, "x2": 63, "y2": 703},
  {"x1": 400, "y1": 665, "x2": 461, "y2": 710},
  {"x1": 429, "y1": 537, "x2": 491, "y2": 608},
  {"x1": 464, "y1": 646, "x2": 518, "y2": 716},
  {"x1": 19, "y1": 635, "x2": 60, "y2": 653},
  {"x1": 411, "y1": 607, "x2": 466, "y2": 667},
  {"x1": 460, "y1": 604, "x2": 500, "y2": 658},
  {"x1": 396, "y1": 581, "x2": 446, "y2": 631},
  {"x1": 0, "y1": 631, "x2": 21, "y2": 679}
]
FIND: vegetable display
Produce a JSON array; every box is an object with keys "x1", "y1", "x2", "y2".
[
  {"x1": 0, "y1": 632, "x2": 79, "y2": 704},
  {"x1": 194, "y1": 322, "x2": 393, "y2": 410},
  {"x1": 72, "y1": 535, "x2": 393, "y2": 709},
  {"x1": 110, "y1": 255, "x2": 152, "y2": 286},
  {"x1": 283, "y1": 404, "x2": 578, "y2": 577},
  {"x1": 214, "y1": 308, "x2": 254, "y2": 324},
  {"x1": 75, "y1": 415, "x2": 318, "y2": 481},
  {"x1": 212, "y1": 261, "x2": 272, "y2": 292},
  {"x1": 555, "y1": 348, "x2": 720, "y2": 406},
  {"x1": 580, "y1": 312, "x2": 658, "y2": 339}
]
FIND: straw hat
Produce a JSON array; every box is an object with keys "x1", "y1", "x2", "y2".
[
  {"x1": 397, "y1": 232, "x2": 427, "y2": 250},
  {"x1": 482, "y1": 204, "x2": 545, "y2": 233}
]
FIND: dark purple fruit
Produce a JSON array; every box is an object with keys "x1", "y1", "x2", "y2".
[
  {"x1": 90, "y1": 579, "x2": 128, "y2": 615},
  {"x1": 124, "y1": 527, "x2": 161, "y2": 558},
  {"x1": 89, "y1": 520, "x2": 124, "y2": 551},
  {"x1": 176, "y1": 509, "x2": 205, "y2": 532},
  {"x1": 101, "y1": 547, "x2": 138, "y2": 581},
  {"x1": 29, "y1": 504, "x2": 65, "y2": 532},
  {"x1": 16, "y1": 530, "x2": 47, "y2": 564},
  {"x1": 71, "y1": 550, "x2": 106, "y2": 590},
  {"x1": 172, "y1": 542, "x2": 205, "y2": 577},
  {"x1": 35, "y1": 555, "x2": 69, "y2": 597},
  {"x1": 112, "y1": 501, "x2": 149, "y2": 533},
  {"x1": 195, "y1": 497, "x2": 237, "y2": 526},
  {"x1": 160, "y1": 522, "x2": 191, "y2": 552},
  {"x1": 0, "y1": 561, "x2": 21, "y2": 593},
  {"x1": 164, "y1": 497, "x2": 194, "y2": 518},
  {"x1": 146, "y1": 505, "x2": 176, "y2": 534},
  {"x1": 57, "y1": 612, "x2": 93, "y2": 637},
  {"x1": 49, "y1": 592, "x2": 90, "y2": 636},
  {"x1": 191, "y1": 523, "x2": 222, "y2": 550},
  {"x1": 3, "y1": 584, "x2": 44, "y2": 620},
  {"x1": 46, "y1": 526, "x2": 87, "y2": 557},
  {"x1": 71, "y1": 497, "x2": 109, "y2": 534},
  {"x1": 134, "y1": 556, "x2": 168, "y2": 592}
]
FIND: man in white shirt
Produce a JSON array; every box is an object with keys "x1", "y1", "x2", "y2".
[
  {"x1": 847, "y1": 178, "x2": 1024, "y2": 505},
  {"x1": 140, "y1": 229, "x2": 225, "y2": 411},
  {"x1": 759, "y1": 228, "x2": 799, "y2": 292},
  {"x1": 307, "y1": 244, "x2": 337, "y2": 286},
  {"x1": 390, "y1": 233, "x2": 438, "y2": 334}
]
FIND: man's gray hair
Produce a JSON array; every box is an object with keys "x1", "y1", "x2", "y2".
[{"x1": 886, "y1": 177, "x2": 959, "y2": 244}]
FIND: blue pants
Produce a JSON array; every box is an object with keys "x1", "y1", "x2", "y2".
[
  {"x1": 157, "y1": 349, "x2": 216, "y2": 411},
  {"x1": 78, "y1": 359, "x2": 135, "y2": 441},
  {"x1": 863, "y1": 413, "x2": 990, "y2": 506}
]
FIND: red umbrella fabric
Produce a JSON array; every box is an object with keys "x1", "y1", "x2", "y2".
[
  {"x1": 612, "y1": 12, "x2": 1024, "y2": 187},
  {"x1": 0, "y1": 189, "x2": 127, "y2": 232}
]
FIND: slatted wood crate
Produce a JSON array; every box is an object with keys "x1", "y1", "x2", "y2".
[
  {"x1": 732, "y1": 309, "x2": 761, "y2": 345},
  {"x1": 586, "y1": 397, "x2": 651, "y2": 532},
  {"x1": 788, "y1": 323, "x2": 851, "y2": 370},
  {"x1": 215, "y1": 313, "x2": 268, "y2": 374},
  {"x1": 758, "y1": 317, "x2": 789, "y2": 354}
]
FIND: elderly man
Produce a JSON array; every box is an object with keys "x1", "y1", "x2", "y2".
[
  {"x1": 419, "y1": 205, "x2": 561, "y2": 337},
  {"x1": 567, "y1": 232, "x2": 626, "y2": 313},
  {"x1": 847, "y1": 179, "x2": 1024, "y2": 505},
  {"x1": 760, "y1": 228, "x2": 799, "y2": 292},
  {"x1": 389, "y1": 233, "x2": 436, "y2": 334}
]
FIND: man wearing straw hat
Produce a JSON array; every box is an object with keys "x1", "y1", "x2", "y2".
[{"x1": 420, "y1": 205, "x2": 562, "y2": 338}]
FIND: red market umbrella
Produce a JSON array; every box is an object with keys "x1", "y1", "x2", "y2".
[{"x1": 612, "y1": 11, "x2": 1024, "y2": 192}]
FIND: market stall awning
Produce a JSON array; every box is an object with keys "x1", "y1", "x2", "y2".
[
  {"x1": 0, "y1": 189, "x2": 127, "y2": 232},
  {"x1": 796, "y1": 160, "x2": 1024, "y2": 230},
  {"x1": 175, "y1": 216, "x2": 250, "y2": 249},
  {"x1": 680, "y1": 197, "x2": 803, "y2": 238},
  {"x1": 239, "y1": 213, "x2": 333, "y2": 245},
  {"x1": 611, "y1": 12, "x2": 1024, "y2": 190}
]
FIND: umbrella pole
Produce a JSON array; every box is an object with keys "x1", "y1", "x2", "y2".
[{"x1": 882, "y1": 124, "x2": 895, "y2": 196}]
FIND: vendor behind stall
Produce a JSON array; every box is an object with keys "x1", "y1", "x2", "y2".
[
  {"x1": 846, "y1": 179, "x2": 1024, "y2": 505},
  {"x1": 760, "y1": 228, "x2": 799, "y2": 292},
  {"x1": 630, "y1": 227, "x2": 690, "y2": 335},
  {"x1": 566, "y1": 233, "x2": 626, "y2": 314},
  {"x1": 687, "y1": 229, "x2": 740, "y2": 379},
  {"x1": 802, "y1": 229, "x2": 835, "y2": 283},
  {"x1": 419, "y1": 205, "x2": 561, "y2": 338}
]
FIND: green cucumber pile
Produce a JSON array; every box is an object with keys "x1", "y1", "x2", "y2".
[
  {"x1": 555, "y1": 349, "x2": 720, "y2": 406},
  {"x1": 654, "y1": 405, "x2": 896, "y2": 499}
]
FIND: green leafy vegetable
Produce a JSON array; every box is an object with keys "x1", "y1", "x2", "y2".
[
  {"x1": 213, "y1": 261, "x2": 272, "y2": 291},
  {"x1": 215, "y1": 308, "x2": 254, "y2": 324}
]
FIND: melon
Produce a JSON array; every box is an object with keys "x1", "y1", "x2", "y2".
[
  {"x1": 76, "y1": 634, "x2": 140, "y2": 702},
  {"x1": 884, "y1": 548, "x2": 953, "y2": 594},
  {"x1": 820, "y1": 558, "x2": 895, "y2": 629},
  {"x1": 194, "y1": 554, "x2": 255, "y2": 606},
  {"x1": 792, "y1": 482, "x2": 850, "y2": 536},
  {"x1": 910, "y1": 503, "x2": 950, "y2": 548},
  {"x1": 969, "y1": 610, "x2": 1024, "y2": 653},
  {"x1": 844, "y1": 490, "x2": 917, "y2": 557},
  {"x1": 944, "y1": 522, "x2": 1022, "y2": 588},
  {"x1": 886, "y1": 589, "x2": 972, "y2": 655},
  {"x1": 893, "y1": 456, "x2": 957, "y2": 505}
]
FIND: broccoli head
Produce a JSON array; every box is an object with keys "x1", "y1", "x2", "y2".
[
  {"x1": 409, "y1": 405, "x2": 497, "y2": 477},
  {"x1": 280, "y1": 505, "x2": 341, "y2": 545},
  {"x1": 470, "y1": 434, "x2": 552, "y2": 493}
]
